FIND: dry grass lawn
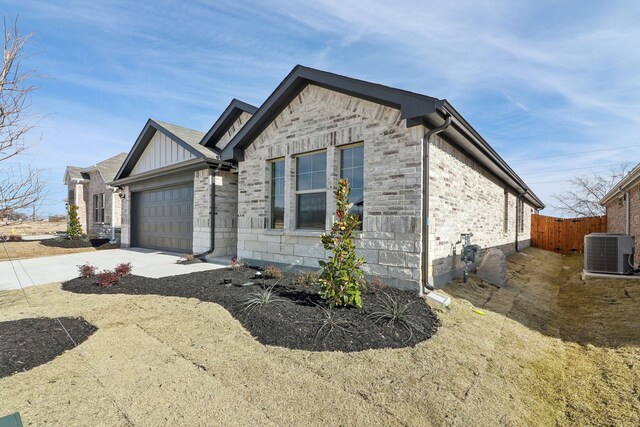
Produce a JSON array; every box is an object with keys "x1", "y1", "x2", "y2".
[
  {"x1": 0, "y1": 247, "x2": 638, "y2": 426},
  {"x1": 0, "y1": 241, "x2": 97, "y2": 261},
  {"x1": 0, "y1": 220, "x2": 101, "y2": 261},
  {"x1": 1, "y1": 220, "x2": 67, "y2": 236}
]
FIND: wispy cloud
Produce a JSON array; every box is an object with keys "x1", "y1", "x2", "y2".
[{"x1": 1, "y1": 0, "x2": 639, "y2": 215}]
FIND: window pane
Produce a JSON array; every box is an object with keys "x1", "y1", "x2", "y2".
[
  {"x1": 297, "y1": 155, "x2": 312, "y2": 174},
  {"x1": 351, "y1": 167, "x2": 364, "y2": 189},
  {"x1": 340, "y1": 146, "x2": 364, "y2": 230},
  {"x1": 271, "y1": 161, "x2": 285, "y2": 229},
  {"x1": 312, "y1": 171, "x2": 326, "y2": 189},
  {"x1": 297, "y1": 173, "x2": 312, "y2": 191},
  {"x1": 353, "y1": 146, "x2": 364, "y2": 167},
  {"x1": 312, "y1": 152, "x2": 326, "y2": 171},
  {"x1": 271, "y1": 195, "x2": 285, "y2": 229},
  {"x1": 297, "y1": 193, "x2": 326, "y2": 229},
  {"x1": 341, "y1": 148, "x2": 352, "y2": 169}
]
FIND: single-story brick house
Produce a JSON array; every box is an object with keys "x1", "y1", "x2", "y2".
[
  {"x1": 64, "y1": 152, "x2": 128, "y2": 238},
  {"x1": 600, "y1": 163, "x2": 640, "y2": 256},
  {"x1": 111, "y1": 66, "x2": 544, "y2": 291}
]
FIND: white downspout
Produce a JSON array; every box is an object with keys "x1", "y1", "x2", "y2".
[{"x1": 110, "y1": 188, "x2": 117, "y2": 243}]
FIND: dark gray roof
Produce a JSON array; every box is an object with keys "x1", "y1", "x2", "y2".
[
  {"x1": 220, "y1": 65, "x2": 442, "y2": 162},
  {"x1": 113, "y1": 119, "x2": 219, "y2": 182},
  {"x1": 200, "y1": 99, "x2": 258, "y2": 150},
  {"x1": 218, "y1": 64, "x2": 544, "y2": 209}
]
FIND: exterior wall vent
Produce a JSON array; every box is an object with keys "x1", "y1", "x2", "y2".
[{"x1": 584, "y1": 233, "x2": 635, "y2": 274}]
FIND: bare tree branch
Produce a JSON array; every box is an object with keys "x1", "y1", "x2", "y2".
[
  {"x1": 0, "y1": 17, "x2": 45, "y2": 218},
  {"x1": 551, "y1": 162, "x2": 634, "y2": 217}
]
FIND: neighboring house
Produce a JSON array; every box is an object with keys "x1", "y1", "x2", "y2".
[
  {"x1": 64, "y1": 153, "x2": 128, "y2": 238},
  {"x1": 600, "y1": 163, "x2": 640, "y2": 257},
  {"x1": 112, "y1": 66, "x2": 545, "y2": 292}
]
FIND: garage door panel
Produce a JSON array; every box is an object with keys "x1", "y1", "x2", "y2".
[{"x1": 132, "y1": 184, "x2": 193, "y2": 253}]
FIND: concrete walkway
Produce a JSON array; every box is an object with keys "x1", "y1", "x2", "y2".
[{"x1": 0, "y1": 248, "x2": 229, "y2": 291}]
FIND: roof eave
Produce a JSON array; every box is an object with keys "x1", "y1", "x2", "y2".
[
  {"x1": 200, "y1": 99, "x2": 258, "y2": 148},
  {"x1": 600, "y1": 164, "x2": 640, "y2": 205},
  {"x1": 220, "y1": 65, "x2": 441, "y2": 162}
]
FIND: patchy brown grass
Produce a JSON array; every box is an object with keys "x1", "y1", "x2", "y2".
[
  {"x1": 0, "y1": 247, "x2": 637, "y2": 426},
  {"x1": 0, "y1": 220, "x2": 66, "y2": 236},
  {"x1": 0, "y1": 241, "x2": 97, "y2": 261}
]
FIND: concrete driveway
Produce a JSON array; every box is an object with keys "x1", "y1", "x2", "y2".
[{"x1": 0, "y1": 248, "x2": 228, "y2": 291}]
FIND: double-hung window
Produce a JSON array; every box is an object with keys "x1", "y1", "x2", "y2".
[
  {"x1": 270, "y1": 160, "x2": 285, "y2": 229},
  {"x1": 340, "y1": 145, "x2": 364, "y2": 229},
  {"x1": 296, "y1": 151, "x2": 326, "y2": 229},
  {"x1": 94, "y1": 194, "x2": 105, "y2": 223}
]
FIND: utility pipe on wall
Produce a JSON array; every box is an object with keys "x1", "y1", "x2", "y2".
[
  {"x1": 421, "y1": 113, "x2": 452, "y2": 295},
  {"x1": 625, "y1": 191, "x2": 631, "y2": 235}
]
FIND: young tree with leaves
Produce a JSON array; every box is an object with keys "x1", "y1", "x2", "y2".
[
  {"x1": 318, "y1": 178, "x2": 366, "y2": 308},
  {"x1": 66, "y1": 204, "x2": 82, "y2": 238}
]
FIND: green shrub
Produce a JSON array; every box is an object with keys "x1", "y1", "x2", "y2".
[
  {"x1": 318, "y1": 178, "x2": 366, "y2": 308},
  {"x1": 240, "y1": 283, "x2": 286, "y2": 315},
  {"x1": 66, "y1": 205, "x2": 83, "y2": 238}
]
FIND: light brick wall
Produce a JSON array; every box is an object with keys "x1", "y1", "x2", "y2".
[
  {"x1": 216, "y1": 112, "x2": 253, "y2": 151},
  {"x1": 212, "y1": 170, "x2": 238, "y2": 257},
  {"x1": 120, "y1": 185, "x2": 131, "y2": 247},
  {"x1": 237, "y1": 84, "x2": 424, "y2": 290},
  {"x1": 428, "y1": 134, "x2": 534, "y2": 284},
  {"x1": 605, "y1": 184, "x2": 640, "y2": 256},
  {"x1": 83, "y1": 170, "x2": 122, "y2": 238},
  {"x1": 193, "y1": 169, "x2": 213, "y2": 253},
  {"x1": 68, "y1": 182, "x2": 87, "y2": 232},
  {"x1": 193, "y1": 168, "x2": 239, "y2": 256}
]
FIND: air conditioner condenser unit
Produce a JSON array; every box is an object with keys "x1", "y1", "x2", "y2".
[{"x1": 584, "y1": 233, "x2": 635, "y2": 274}]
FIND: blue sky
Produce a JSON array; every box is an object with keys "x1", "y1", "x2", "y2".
[{"x1": 2, "y1": 0, "x2": 639, "y2": 216}]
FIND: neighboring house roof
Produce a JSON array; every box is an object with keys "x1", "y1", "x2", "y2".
[
  {"x1": 600, "y1": 163, "x2": 640, "y2": 205},
  {"x1": 220, "y1": 64, "x2": 545, "y2": 209},
  {"x1": 112, "y1": 119, "x2": 220, "y2": 183},
  {"x1": 200, "y1": 99, "x2": 258, "y2": 150},
  {"x1": 64, "y1": 153, "x2": 127, "y2": 184},
  {"x1": 64, "y1": 166, "x2": 89, "y2": 182},
  {"x1": 95, "y1": 153, "x2": 129, "y2": 183}
]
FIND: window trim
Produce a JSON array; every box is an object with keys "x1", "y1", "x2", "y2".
[
  {"x1": 269, "y1": 158, "x2": 285, "y2": 230},
  {"x1": 295, "y1": 150, "x2": 327, "y2": 230}
]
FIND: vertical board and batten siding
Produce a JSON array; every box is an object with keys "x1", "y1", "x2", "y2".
[
  {"x1": 531, "y1": 214, "x2": 607, "y2": 253},
  {"x1": 131, "y1": 131, "x2": 196, "y2": 175}
]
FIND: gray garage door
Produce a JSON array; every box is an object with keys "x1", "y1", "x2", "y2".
[{"x1": 132, "y1": 185, "x2": 193, "y2": 253}]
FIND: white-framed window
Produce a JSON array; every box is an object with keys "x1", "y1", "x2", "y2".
[
  {"x1": 93, "y1": 193, "x2": 105, "y2": 223},
  {"x1": 270, "y1": 159, "x2": 285, "y2": 229},
  {"x1": 296, "y1": 151, "x2": 326, "y2": 229},
  {"x1": 339, "y1": 144, "x2": 364, "y2": 229}
]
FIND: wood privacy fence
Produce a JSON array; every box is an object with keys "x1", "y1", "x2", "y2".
[{"x1": 531, "y1": 214, "x2": 607, "y2": 253}]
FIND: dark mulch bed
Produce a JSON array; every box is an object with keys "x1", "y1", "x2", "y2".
[
  {"x1": 40, "y1": 238, "x2": 119, "y2": 250},
  {"x1": 0, "y1": 317, "x2": 97, "y2": 378},
  {"x1": 62, "y1": 268, "x2": 439, "y2": 352}
]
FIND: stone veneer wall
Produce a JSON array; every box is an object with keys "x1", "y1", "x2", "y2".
[
  {"x1": 605, "y1": 184, "x2": 640, "y2": 257},
  {"x1": 428, "y1": 133, "x2": 535, "y2": 285},
  {"x1": 236, "y1": 84, "x2": 425, "y2": 290}
]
